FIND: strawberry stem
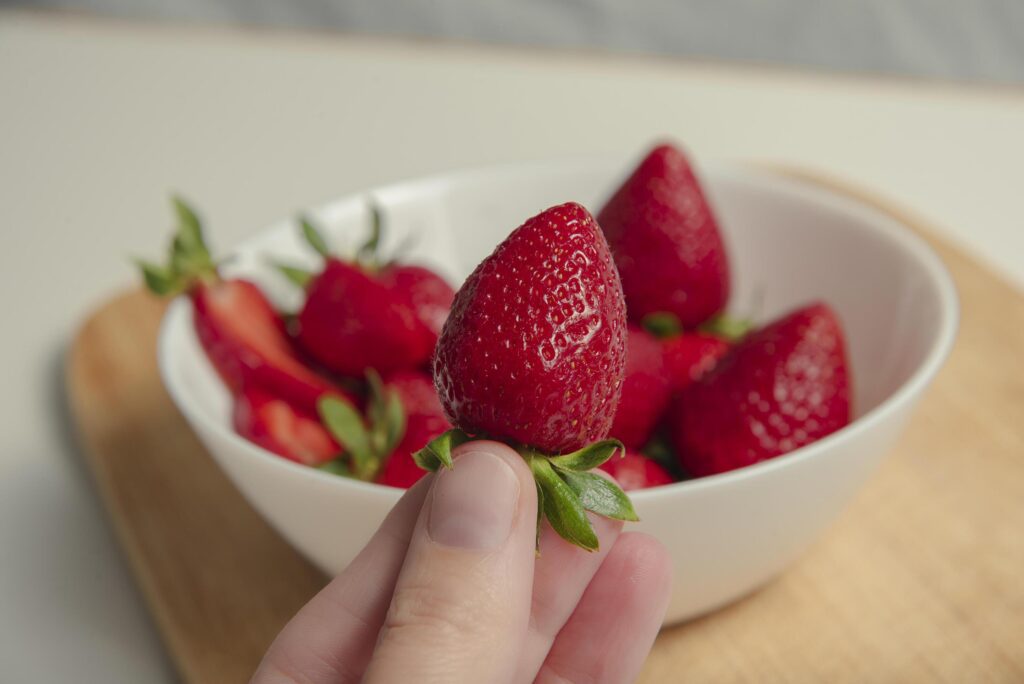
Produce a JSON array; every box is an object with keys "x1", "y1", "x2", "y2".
[
  {"x1": 413, "y1": 430, "x2": 638, "y2": 553},
  {"x1": 136, "y1": 195, "x2": 220, "y2": 296}
]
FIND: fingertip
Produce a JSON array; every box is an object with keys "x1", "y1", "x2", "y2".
[
  {"x1": 451, "y1": 440, "x2": 536, "y2": 500},
  {"x1": 611, "y1": 532, "x2": 674, "y2": 597}
]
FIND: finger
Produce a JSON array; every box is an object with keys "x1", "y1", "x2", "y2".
[
  {"x1": 251, "y1": 474, "x2": 433, "y2": 684},
  {"x1": 514, "y1": 505, "x2": 624, "y2": 681},
  {"x1": 362, "y1": 441, "x2": 537, "y2": 684},
  {"x1": 535, "y1": 532, "x2": 672, "y2": 684}
]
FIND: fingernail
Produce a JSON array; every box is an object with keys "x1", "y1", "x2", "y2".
[{"x1": 428, "y1": 450, "x2": 520, "y2": 550}]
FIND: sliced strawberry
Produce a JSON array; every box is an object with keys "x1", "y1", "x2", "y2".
[
  {"x1": 193, "y1": 279, "x2": 355, "y2": 413},
  {"x1": 599, "y1": 450, "x2": 675, "y2": 491},
  {"x1": 233, "y1": 388, "x2": 339, "y2": 466},
  {"x1": 139, "y1": 197, "x2": 357, "y2": 415}
]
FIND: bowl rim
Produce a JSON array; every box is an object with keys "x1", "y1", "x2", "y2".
[{"x1": 158, "y1": 158, "x2": 959, "y2": 503}]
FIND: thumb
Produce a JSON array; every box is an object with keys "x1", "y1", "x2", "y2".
[{"x1": 362, "y1": 441, "x2": 537, "y2": 684}]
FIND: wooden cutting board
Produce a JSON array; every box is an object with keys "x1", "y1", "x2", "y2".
[{"x1": 66, "y1": 172, "x2": 1024, "y2": 683}]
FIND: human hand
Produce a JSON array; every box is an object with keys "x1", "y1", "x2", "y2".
[{"x1": 251, "y1": 441, "x2": 672, "y2": 683}]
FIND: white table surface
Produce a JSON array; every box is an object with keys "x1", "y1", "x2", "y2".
[{"x1": 1, "y1": 10, "x2": 1022, "y2": 682}]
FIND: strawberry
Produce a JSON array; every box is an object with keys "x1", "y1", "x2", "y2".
[
  {"x1": 669, "y1": 302, "x2": 851, "y2": 477},
  {"x1": 434, "y1": 202, "x2": 628, "y2": 454},
  {"x1": 661, "y1": 332, "x2": 730, "y2": 392},
  {"x1": 377, "y1": 414, "x2": 452, "y2": 488},
  {"x1": 425, "y1": 202, "x2": 637, "y2": 551},
  {"x1": 609, "y1": 326, "x2": 672, "y2": 449},
  {"x1": 138, "y1": 198, "x2": 356, "y2": 415},
  {"x1": 233, "y1": 388, "x2": 339, "y2": 466},
  {"x1": 281, "y1": 210, "x2": 454, "y2": 377},
  {"x1": 598, "y1": 142, "x2": 730, "y2": 327},
  {"x1": 380, "y1": 265, "x2": 455, "y2": 339},
  {"x1": 376, "y1": 371, "x2": 453, "y2": 488},
  {"x1": 297, "y1": 258, "x2": 437, "y2": 377},
  {"x1": 316, "y1": 370, "x2": 450, "y2": 486},
  {"x1": 599, "y1": 450, "x2": 675, "y2": 491}
]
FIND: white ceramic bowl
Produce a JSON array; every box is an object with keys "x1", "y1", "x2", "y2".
[{"x1": 158, "y1": 158, "x2": 957, "y2": 624}]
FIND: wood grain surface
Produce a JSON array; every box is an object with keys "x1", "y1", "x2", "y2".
[{"x1": 65, "y1": 173, "x2": 1024, "y2": 683}]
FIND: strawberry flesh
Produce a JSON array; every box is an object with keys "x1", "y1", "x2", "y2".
[
  {"x1": 669, "y1": 302, "x2": 851, "y2": 477},
  {"x1": 192, "y1": 279, "x2": 355, "y2": 414},
  {"x1": 434, "y1": 202, "x2": 628, "y2": 455},
  {"x1": 599, "y1": 450, "x2": 675, "y2": 491},
  {"x1": 598, "y1": 143, "x2": 730, "y2": 327},
  {"x1": 609, "y1": 326, "x2": 673, "y2": 449},
  {"x1": 233, "y1": 387, "x2": 339, "y2": 466}
]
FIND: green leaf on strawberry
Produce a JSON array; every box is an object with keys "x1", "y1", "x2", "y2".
[
  {"x1": 412, "y1": 427, "x2": 470, "y2": 471},
  {"x1": 318, "y1": 396, "x2": 375, "y2": 479},
  {"x1": 274, "y1": 263, "x2": 313, "y2": 288},
  {"x1": 555, "y1": 469, "x2": 638, "y2": 522},
  {"x1": 546, "y1": 439, "x2": 624, "y2": 472},
  {"x1": 300, "y1": 215, "x2": 332, "y2": 258},
  {"x1": 531, "y1": 457, "x2": 599, "y2": 552}
]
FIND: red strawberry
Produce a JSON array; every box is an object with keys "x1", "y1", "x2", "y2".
[
  {"x1": 427, "y1": 202, "x2": 637, "y2": 551},
  {"x1": 599, "y1": 450, "x2": 674, "y2": 491},
  {"x1": 609, "y1": 326, "x2": 672, "y2": 449},
  {"x1": 434, "y1": 202, "x2": 628, "y2": 454},
  {"x1": 381, "y1": 370, "x2": 447, "y2": 419},
  {"x1": 378, "y1": 414, "x2": 452, "y2": 488},
  {"x1": 297, "y1": 258, "x2": 436, "y2": 377},
  {"x1": 380, "y1": 265, "x2": 455, "y2": 339},
  {"x1": 669, "y1": 302, "x2": 851, "y2": 477},
  {"x1": 139, "y1": 198, "x2": 356, "y2": 415},
  {"x1": 285, "y1": 212, "x2": 453, "y2": 377},
  {"x1": 377, "y1": 371, "x2": 453, "y2": 488},
  {"x1": 598, "y1": 143, "x2": 730, "y2": 327},
  {"x1": 661, "y1": 332, "x2": 730, "y2": 392},
  {"x1": 233, "y1": 388, "x2": 339, "y2": 466},
  {"x1": 316, "y1": 369, "x2": 451, "y2": 485}
]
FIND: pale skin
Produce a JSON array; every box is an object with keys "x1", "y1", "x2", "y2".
[{"x1": 251, "y1": 441, "x2": 673, "y2": 684}]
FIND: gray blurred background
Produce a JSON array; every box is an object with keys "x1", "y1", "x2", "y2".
[{"x1": 6, "y1": 0, "x2": 1024, "y2": 84}]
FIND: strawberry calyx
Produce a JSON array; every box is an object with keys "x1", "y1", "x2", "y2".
[
  {"x1": 413, "y1": 431, "x2": 638, "y2": 552},
  {"x1": 275, "y1": 202, "x2": 392, "y2": 286},
  {"x1": 642, "y1": 310, "x2": 752, "y2": 342},
  {"x1": 137, "y1": 196, "x2": 221, "y2": 295},
  {"x1": 316, "y1": 369, "x2": 406, "y2": 481}
]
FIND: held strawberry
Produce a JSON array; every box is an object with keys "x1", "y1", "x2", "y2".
[
  {"x1": 669, "y1": 302, "x2": 851, "y2": 477},
  {"x1": 137, "y1": 197, "x2": 357, "y2": 414},
  {"x1": 233, "y1": 388, "x2": 340, "y2": 466},
  {"x1": 609, "y1": 326, "x2": 673, "y2": 449},
  {"x1": 599, "y1": 450, "x2": 675, "y2": 491},
  {"x1": 422, "y1": 202, "x2": 638, "y2": 551},
  {"x1": 598, "y1": 142, "x2": 730, "y2": 327},
  {"x1": 279, "y1": 209, "x2": 454, "y2": 377}
]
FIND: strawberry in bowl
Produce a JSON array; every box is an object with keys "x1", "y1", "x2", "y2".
[{"x1": 155, "y1": 149, "x2": 956, "y2": 623}]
